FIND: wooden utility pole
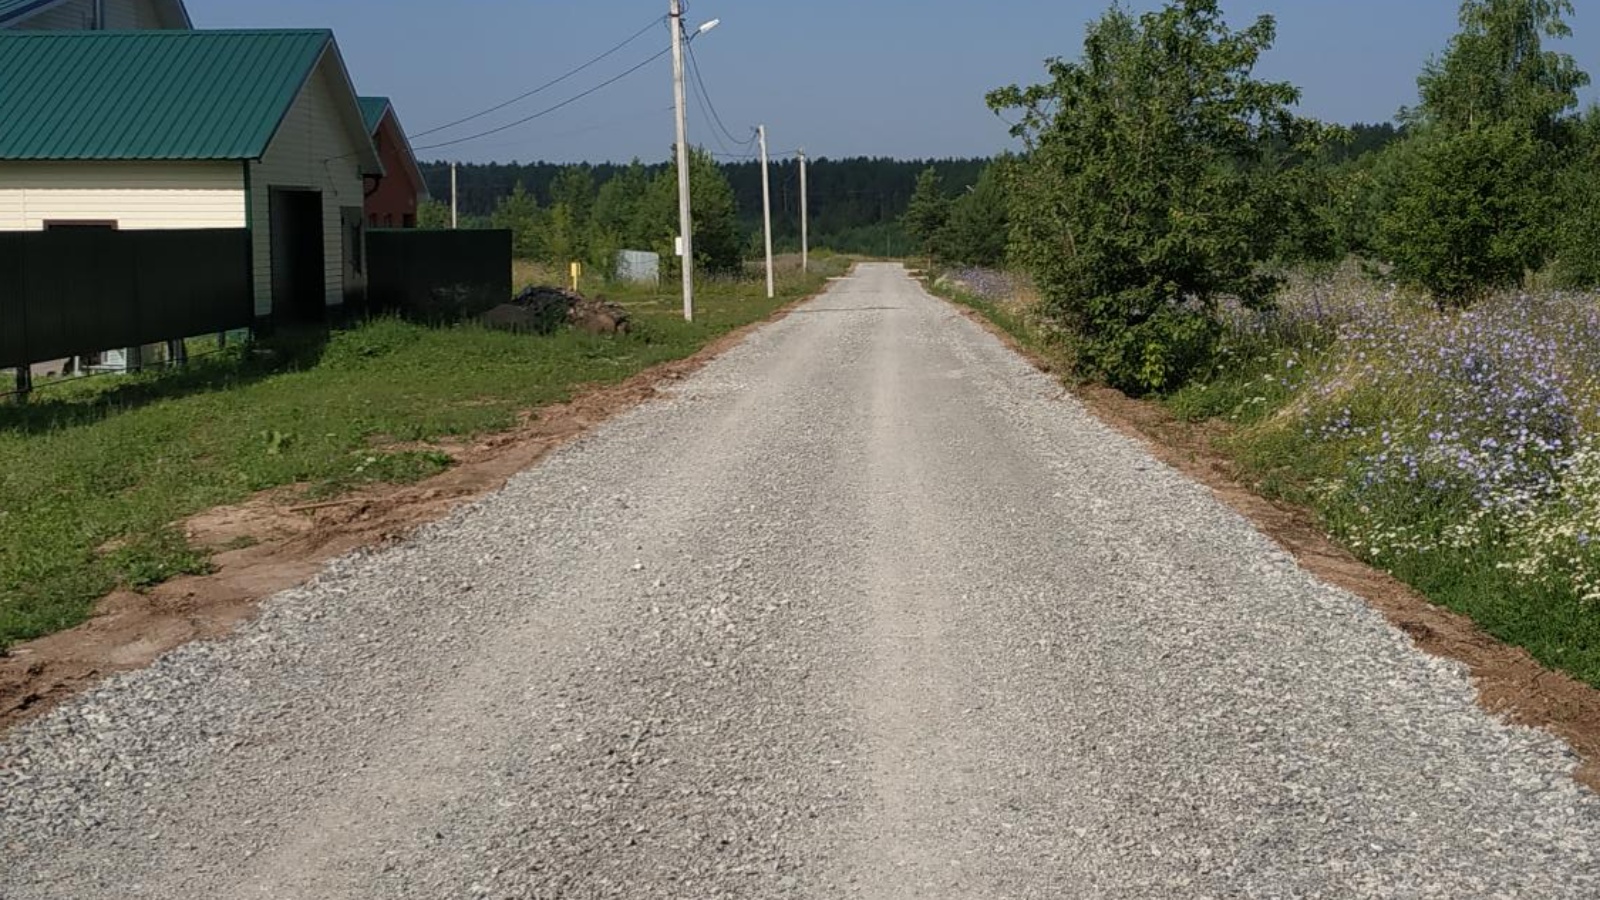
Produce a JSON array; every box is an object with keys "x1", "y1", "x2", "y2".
[
  {"x1": 759, "y1": 125, "x2": 774, "y2": 299},
  {"x1": 798, "y1": 149, "x2": 809, "y2": 273},
  {"x1": 670, "y1": 0, "x2": 695, "y2": 321},
  {"x1": 450, "y1": 161, "x2": 458, "y2": 229}
]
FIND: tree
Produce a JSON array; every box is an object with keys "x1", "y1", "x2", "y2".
[
  {"x1": 490, "y1": 181, "x2": 543, "y2": 259},
  {"x1": 416, "y1": 199, "x2": 451, "y2": 230},
  {"x1": 1414, "y1": 0, "x2": 1589, "y2": 139},
  {"x1": 1553, "y1": 107, "x2": 1600, "y2": 286},
  {"x1": 1380, "y1": 124, "x2": 1551, "y2": 302},
  {"x1": 543, "y1": 203, "x2": 582, "y2": 267},
  {"x1": 942, "y1": 161, "x2": 1010, "y2": 267},
  {"x1": 549, "y1": 166, "x2": 596, "y2": 231},
  {"x1": 902, "y1": 167, "x2": 951, "y2": 261},
  {"x1": 1380, "y1": 0, "x2": 1590, "y2": 299},
  {"x1": 586, "y1": 161, "x2": 649, "y2": 276},
  {"x1": 636, "y1": 148, "x2": 743, "y2": 275},
  {"x1": 988, "y1": 0, "x2": 1304, "y2": 392}
]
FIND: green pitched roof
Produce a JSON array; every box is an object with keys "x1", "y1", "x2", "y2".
[
  {"x1": 359, "y1": 96, "x2": 391, "y2": 135},
  {"x1": 0, "y1": 29, "x2": 338, "y2": 161}
]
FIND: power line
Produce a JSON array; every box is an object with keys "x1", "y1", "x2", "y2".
[
  {"x1": 413, "y1": 46, "x2": 672, "y2": 152},
  {"x1": 412, "y1": 15, "x2": 665, "y2": 139},
  {"x1": 432, "y1": 106, "x2": 675, "y2": 158},
  {"x1": 685, "y1": 36, "x2": 756, "y2": 152},
  {"x1": 685, "y1": 55, "x2": 735, "y2": 155}
]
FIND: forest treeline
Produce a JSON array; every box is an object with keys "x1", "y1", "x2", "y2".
[
  {"x1": 908, "y1": 0, "x2": 1599, "y2": 393},
  {"x1": 418, "y1": 156, "x2": 988, "y2": 260}
]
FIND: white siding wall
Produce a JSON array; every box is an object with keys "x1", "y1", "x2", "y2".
[
  {"x1": 0, "y1": 162, "x2": 245, "y2": 230},
  {"x1": 8, "y1": 0, "x2": 179, "y2": 30},
  {"x1": 248, "y1": 54, "x2": 368, "y2": 317}
]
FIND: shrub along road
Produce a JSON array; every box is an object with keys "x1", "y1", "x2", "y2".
[{"x1": 2, "y1": 264, "x2": 1597, "y2": 897}]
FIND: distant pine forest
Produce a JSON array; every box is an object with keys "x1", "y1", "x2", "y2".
[{"x1": 418, "y1": 124, "x2": 1399, "y2": 257}]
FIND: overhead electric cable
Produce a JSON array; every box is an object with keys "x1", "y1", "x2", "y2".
[
  {"x1": 412, "y1": 15, "x2": 665, "y2": 139},
  {"x1": 413, "y1": 47, "x2": 672, "y2": 151},
  {"x1": 685, "y1": 37, "x2": 756, "y2": 151}
]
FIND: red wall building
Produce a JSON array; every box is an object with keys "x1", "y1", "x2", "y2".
[{"x1": 359, "y1": 97, "x2": 427, "y2": 228}]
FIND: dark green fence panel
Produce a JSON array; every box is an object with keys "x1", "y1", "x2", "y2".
[
  {"x1": 0, "y1": 229, "x2": 251, "y2": 368},
  {"x1": 129, "y1": 230, "x2": 252, "y2": 345},
  {"x1": 365, "y1": 229, "x2": 512, "y2": 323},
  {"x1": 0, "y1": 235, "x2": 24, "y2": 367}
]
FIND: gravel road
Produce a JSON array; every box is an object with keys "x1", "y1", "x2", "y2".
[{"x1": 3, "y1": 262, "x2": 1598, "y2": 898}]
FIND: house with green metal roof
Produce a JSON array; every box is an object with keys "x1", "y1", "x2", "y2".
[
  {"x1": 0, "y1": 0, "x2": 189, "y2": 30},
  {"x1": 359, "y1": 96, "x2": 430, "y2": 228},
  {"x1": 0, "y1": 28, "x2": 384, "y2": 323}
]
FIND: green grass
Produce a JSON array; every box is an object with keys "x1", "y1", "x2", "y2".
[{"x1": 0, "y1": 259, "x2": 848, "y2": 650}]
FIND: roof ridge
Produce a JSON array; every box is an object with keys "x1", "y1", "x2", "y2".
[{"x1": 0, "y1": 27, "x2": 334, "y2": 37}]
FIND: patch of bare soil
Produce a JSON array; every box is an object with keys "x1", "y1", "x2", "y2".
[
  {"x1": 0, "y1": 290, "x2": 831, "y2": 732},
  {"x1": 947, "y1": 301, "x2": 1600, "y2": 793}
]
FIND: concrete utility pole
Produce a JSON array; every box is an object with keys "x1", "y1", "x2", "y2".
[
  {"x1": 670, "y1": 0, "x2": 695, "y2": 321},
  {"x1": 758, "y1": 125, "x2": 775, "y2": 299},
  {"x1": 450, "y1": 161, "x2": 458, "y2": 229},
  {"x1": 798, "y1": 149, "x2": 809, "y2": 273}
]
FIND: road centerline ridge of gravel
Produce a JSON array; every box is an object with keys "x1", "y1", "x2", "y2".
[{"x1": 2, "y1": 262, "x2": 1597, "y2": 899}]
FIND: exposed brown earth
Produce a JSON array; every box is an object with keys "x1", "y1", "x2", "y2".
[
  {"x1": 946, "y1": 299, "x2": 1600, "y2": 792},
  {"x1": 0, "y1": 290, "x2": 834, "y2": 732}
]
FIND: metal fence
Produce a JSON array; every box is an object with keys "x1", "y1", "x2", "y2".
[
  {"x1": 0, "y1": 228, "x2": 253, "y2": 369},
  {"x1": 365, "y1": 229, "x2": 513, "y2": 323}
]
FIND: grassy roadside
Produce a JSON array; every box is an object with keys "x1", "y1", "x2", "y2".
[
  {"x1": 0, "y1": 256, "x2": 849, "y2": 650},
  {"x1": 927, "y1": 268, "x2": 1600, "y2": 691}
]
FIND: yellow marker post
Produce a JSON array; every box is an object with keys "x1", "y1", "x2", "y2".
[{"x1": 569, "y1": 261, "x2": 582, "y2": 292}]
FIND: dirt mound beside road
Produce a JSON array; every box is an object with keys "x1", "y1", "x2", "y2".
[{"x1": 482, "y1": 286, "x2": 631, "y2": 336}]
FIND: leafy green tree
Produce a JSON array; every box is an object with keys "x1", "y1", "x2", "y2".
[
  {"x1": 1553, "y1": 108, "x2": 1600, "y2": 286},
  {"x1": 543, "y1": 203, "x2": 582, "y2": 267},
  {"x1": 902, "y1": 167, "x2": 951, "y2": 261},
  {"x1": 942, "y1": 161, "x2": 1010, "y2": 267},
  {"x1": 585, "y1": 162, "x2": 649, "y2": 276},
  {"x1": 1380, "y1": 0, "x2": 1589, "y2": 299},
  {"x1": 988, "y1": 0, "x2": 1304, "y2": 393},
  {"x1": 489, "y1": 181, "x2": 543, "y2": 259},
  {"x1": 637, "y1": 148, "x2": 743, "y2": 275},
  {"x1": 1380, "y1": 124, "x2": 1552, "y2": 301},
  {"x1": 416, "y1": 199, "x2": 452, "y2": 230},
  {"x1": 1259, "y1": 128, "x2": 1351, "y2": 270},
  {"x1": 549, "y1": 166, "x2": 596, "y2": 231},
  {"x1": 1414, "y1": 0, "x2": 1589, "y2": 139}
]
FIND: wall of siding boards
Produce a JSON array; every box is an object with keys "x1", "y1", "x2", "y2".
[
  {"x1": 0, "y1": 162, "x2": 245, "y2": 231},
  {"x1": 248, "y1": 52, "x2": 369, "y2": 317}
]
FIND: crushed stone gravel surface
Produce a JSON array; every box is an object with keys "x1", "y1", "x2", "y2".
[{"x1": 3, "y1": 263, "x2": 1598, "y2": 898}]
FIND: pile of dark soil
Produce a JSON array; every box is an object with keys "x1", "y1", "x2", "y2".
[{"x1": 482, "y1": 287, "x2": 631, "y2": 336}]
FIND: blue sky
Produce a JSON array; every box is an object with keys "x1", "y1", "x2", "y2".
[{"x1": 193, "y1": 1, "x2": 1600, "y2": 164}]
